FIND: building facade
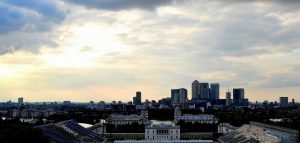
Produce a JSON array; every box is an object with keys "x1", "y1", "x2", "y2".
[
  {"x1": 199, "y1": 83, "x2": 209, "y2": 99},
  {"x1": 174, "y1": 107, "x2": 218, "y2": 124},
  {"x1": 233, "y1": 88, "x2": 244, "y2": 106},
  {"x1": 106, "y1": 114, "x2": 146, "y2": 125},
  {"x1": 225, "y1": 91, "x2": 231, "y2": 106},
  {"x1": 209, "y1": 83, "x2": 219, "y2": 100},
  {"x1": 171, "y1": 88, "x2": 188, "y2": 104},
  {"x1": 192, "y1": 80, "x2": 200, "y2": 100},
  {"x1": 133, "y1": 91, "x2": 142, "y2": 105},
  {"x1": 145, "y1": 120, "x2": 180, "y2": 140},
  {"x1": 280, "y1": 97, "x2": 288, "y2": 107}
]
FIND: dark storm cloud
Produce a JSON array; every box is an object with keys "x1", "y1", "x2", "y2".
[
  {"x1": 0, "y1": 0, "x2": 65, "y2": 54},
  {"x1": 65, "y1": 0, "x2": 174, "y2": 11}
]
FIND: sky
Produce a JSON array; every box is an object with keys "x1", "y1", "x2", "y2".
[{"x1": 0, "y1": 0, "x2": 300, "y2": 102}]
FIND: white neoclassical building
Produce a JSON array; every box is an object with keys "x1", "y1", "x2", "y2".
[
  {"x1": 145, "y1": 120, "x2": 180, "y2": 140},
  {"x1": 106, "y1": 114, "x2": 146, "y2": 125},
  {"x1": 174, "y1": 107, "x2": 218, "y2": 124}
]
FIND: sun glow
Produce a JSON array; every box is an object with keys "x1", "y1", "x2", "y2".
[
  {"x1": 0, "y1": 66, "x2": 18, "y2": 77},
  {"x1": 41, "y1": 23, "x2": 130, "y2": 68}
]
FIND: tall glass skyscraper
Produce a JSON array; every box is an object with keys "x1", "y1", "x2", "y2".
[
  {"x1": 192, "y1": 80, "x2": 200, "y2": 100},
  {"x1": 199, "y1": 82, "x2": 209, "y2": 99},
  {"x1": 233, "y1": 88, "x2": 244, "y2": 106},
  {"x1": 210, "y1": 83, "x2": 220, "y2": 100}
]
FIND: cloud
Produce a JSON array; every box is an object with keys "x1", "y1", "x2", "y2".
[
  {"x1": 0, "y1": 4, "x2": 25, "y2": 34},
  {"x1": 1, "y1": 0, "x2": 300, "y2": 102},
  {"x1": 0, "y1": 0, "x2": 65, "y2": 54},
  {"x1": 65, "y1": 0, "x2": 174, "y2": 11},
  {"x1": 261, "y1": 73, "x2": 300, "y2": 88}
]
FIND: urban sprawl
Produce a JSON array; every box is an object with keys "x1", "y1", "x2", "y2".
[{"x1": 0, "y1": 80, "x2": 299, "y2": 143}]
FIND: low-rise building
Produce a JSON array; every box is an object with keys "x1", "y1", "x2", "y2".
[
  {"x1": 106, "y1": 114, "x2": 146, "y2": 125},
  {"x1": 114, "y1": 140, "x2": 213, "y2": 143},
  {"x1": 174, "y1": 107, "x2": 218, "y2": 124},
  {"x1": 145, "y1": 120, "x2": 180, "y2": 140}
]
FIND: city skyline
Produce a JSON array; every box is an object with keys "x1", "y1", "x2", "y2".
[{"x1": 1, "y1": 0, "x2": 300, "y2": 102}]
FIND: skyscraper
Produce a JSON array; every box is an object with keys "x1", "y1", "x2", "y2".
[
  {"x1": 280, "y1": 97, "x2": 288, "y2": 107},
  {"x1": 171, "y1": 88, "x2": 188, "y2": 104},
  {"x1": 210, "y1": 83, "x2": 220, "y2": 100},
  {"x1": 233, "y1": 88, "x2": 244, "y2": 106},
  {"x1": 18, "y1": 97, "x2": 23, "y2": 105},
  {"x1": 192, "y1": 80, "x2": 200, "y2": 100},
  {"x1": 199, "y1": 82, "x2": 209, "y2": 99},
  {"x1": 226, "y1": 90, "x2": 231, "y2": 106},
  {"x1": 133, "y1": 91, "x2": 142, "y2": 105}
]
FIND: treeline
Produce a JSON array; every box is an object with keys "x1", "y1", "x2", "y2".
[
  {"x1": 0, "y1": 118, "x2": 49, "y2": 143},
  {"x1": 47, "y1": 109, "x2": 141, "y2": 124},
  {"x1": 205, "y1": 107, "x2": 300, "y2": 129}
]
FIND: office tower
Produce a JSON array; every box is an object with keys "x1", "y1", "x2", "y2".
[
  {"x1": 133, "y1": 91, "x2": 142, "y2": 105},
  {"x1": 192, "y1": 80, "x2": 200, "y2": 100},
  {"x1": 171, "y1": 88, "x2": 188, "y2": 104},
  {"x1": 133, "y1": 97, "x2": 136, "y2": 104},
  {"x1": 233, "y1": 88, "x2": 244, "y2": 106},
  {"x1": 274, "y1": 101, "x2": 278, "y2": 106},
  {"x1": 280, "y1": 97, "x2": 288, "y2": 107},
  {"x1": 210, "y1": 83, "x2": 220, "y2": 100},
  {"x1": 18, "y1": 97, "x2": 23, "y2": 104},
  {"x1": 199, "y1": 82, "x2": 209, "y2": 99},
  {"x1": 292, "y1": 98, "x2": 295, "y2": 104},
  {"x1": 226, "y1": 90, "x2": 231, "y2": 106}
]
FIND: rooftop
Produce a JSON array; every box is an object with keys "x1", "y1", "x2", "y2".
[
  {"x1": 114, "y1": 140, "x2": 213, "y2": 143},
  {"x1": 218, "y1": 124, "x2": 281, "y2": 143},
  {"x1": 108, "y1": 114, "x2": 143, "y2": 121},
  {"x1": 39, "y1": 120, "x2": 106, "y2": 143},
  {"x1": 147, "y1": 120, "x2": 179, "y2": 128},
  {"x1": 176, "y1": 114, "x2": 217, "y2": 121}
]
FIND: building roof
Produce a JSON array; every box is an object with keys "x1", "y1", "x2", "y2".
[
  {"x1": 114, "y1": 140, "x2": 213, "y2": 143},
  {"x1": 146, "y1": 120, "x2": 179, "y2": 128},
  {"x1": 218, "y1": 124, "x2": 281, "y2": 143},
  {"x1": 108, "y1": 114, "x2": 143, "y2": 121},
  {"x1": 176, "y1": 114, "x2": 217, "y2": 121},
  {"x1": 219, "y1": 123, "x2": 238, "y2": 131},
  {"x1": 39, "y1": 120, "x2": 106, "y2": 143}
]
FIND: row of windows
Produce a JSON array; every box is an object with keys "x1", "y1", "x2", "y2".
[
  {"x1": 146, "y1": 135, "x2": 179, "y2": 140},
  {"x1": 111, "y1": 121, "x2": 143, "y2": 124},
  {"x1": 146, "y1": 129, "x2": 179, "y2": 134}
]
